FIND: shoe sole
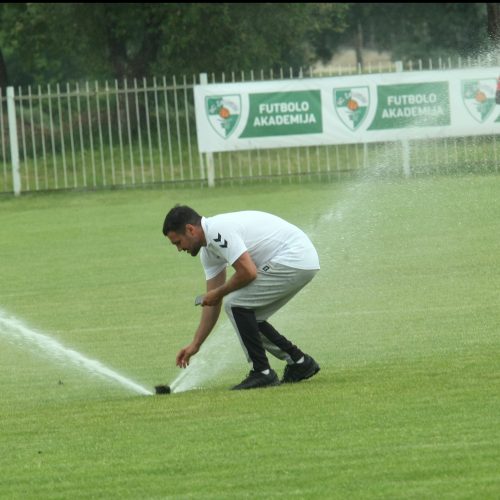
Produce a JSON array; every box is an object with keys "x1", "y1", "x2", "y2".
[
  {"x1": 303, "y1": 364, "x2": 320, "y2": 381},
  {"x1": 231, "y1": 377, "x2": 281, "y2": 390},
  {"x1": 231, "y1": 381, "x2": 280, "y2": 390},
  {"x1": 282, "y1": 363, "x2": 320, "y2": 384}
]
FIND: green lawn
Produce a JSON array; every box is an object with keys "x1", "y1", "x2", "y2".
[{"x1": 0, "y1": 175, "x2": 499, "y2": 498}]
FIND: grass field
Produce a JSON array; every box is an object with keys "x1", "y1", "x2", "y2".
[{"x1": 1, "y1": 174, "x2": 499, "y2": 498}]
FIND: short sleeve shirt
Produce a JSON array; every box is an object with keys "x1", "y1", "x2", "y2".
[{"x1": 200, "y1": 211, "x2": 320, "y2": 279}]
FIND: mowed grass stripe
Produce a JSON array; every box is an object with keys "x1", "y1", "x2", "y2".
[{"x1": 0, "y1": 175, "x2": 499, "y2": 498}]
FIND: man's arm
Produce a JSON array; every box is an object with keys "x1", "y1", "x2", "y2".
[
  {"x1": 202, "y1": 251, "x2": 257, "y2": 307},
  {"x1": 175, "y1": 268, "x2": 226, "y2": 368}
]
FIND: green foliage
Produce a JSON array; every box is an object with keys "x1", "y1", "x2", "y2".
[
  {"x1": 0, "y1": 3, "x2": 348, "y2": 86},
  {"x1": 324, "y1": 3, "x2": 490, "y2": 62},
  {"x1": 153, "y1": 3, "x2": 349, "y2": 74},
  {"x1": 0, "y1": 3, "x2": 107, "y2": 85},
  {"x1": 378, "y1": 3, "x2": 489, "y2": 60},
  {"x1": 0, "y1": 3, "x2": 492, "y2": 87}
]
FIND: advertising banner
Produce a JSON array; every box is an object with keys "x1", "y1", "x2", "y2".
[{"x1": 194, "y1": 68, "x2": 500, "y2": 153}]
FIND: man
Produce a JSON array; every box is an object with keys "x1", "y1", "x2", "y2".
[{"x1": 163, "y1": 205, "x2": 321, "y2": 390}]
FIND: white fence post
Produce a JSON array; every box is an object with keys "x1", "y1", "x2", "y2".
[
  {"x1": 401, "y1": 139, "x2": 411, "y2": 178},
  {"x1": 394, "y1": 62, "x2": 411, "y2": 177},
  {"x1": 7, "y1": 86, "x2": 21, "y2": 195},
  {"x1": 199, "y1": 73, "x2": 215, "y2": 187}
]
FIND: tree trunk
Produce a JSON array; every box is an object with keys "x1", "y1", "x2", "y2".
[
  {"x1": 487, "y1": 3, "x2": 500, "y2": 46},
  {"x1": 0, "y1": 48, "x2": 8, "y2": 89},
  {"x1": 355, "y1": 21, "x2": 364, "y2": 69}
]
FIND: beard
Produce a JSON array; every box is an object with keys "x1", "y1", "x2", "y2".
[{"x1": 190, "y1": 245, "x2": 201, "y2": 257}]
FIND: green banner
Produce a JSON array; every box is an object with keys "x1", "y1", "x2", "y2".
[
  {"x1": 239, "y1": 90, "x2": 322, "y2": 138},
  {"x1": 195, "y1": 68, "x2": 500, "y2": 152},
  {"x1": 368, "y1": 82, "x2": 450, "y2": 130}
]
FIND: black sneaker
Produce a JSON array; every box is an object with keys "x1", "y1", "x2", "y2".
[
  {"x1": 231, "y1": 369, "x2": 280, "y2": 390},
  {"x1": 281, "y1": 354, "x2": 320, "y2": 383}
]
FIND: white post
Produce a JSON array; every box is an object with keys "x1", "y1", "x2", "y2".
[
  {"x1": 363, "y1": 142, "x2": 368, "y2": 170},
  {"x1": 394, "y1": 62, "x2": 411, "y2": 177},
  {"x1": 7, "y1": 86, "x2": 21, "y2": 196},
  {"x1": 199, "y1": 73, "x2": 215, "y2": 187},
  {"x1": 402, "y1": 139, "x2": 411, "y2": 178},
  {"x1": 206, "y1": 150, "x2": 215, "y2": 188}
]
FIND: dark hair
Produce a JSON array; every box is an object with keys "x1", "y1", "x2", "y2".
[{"x1": 163, "y1": 205, "x2": 202, "y2": 235}]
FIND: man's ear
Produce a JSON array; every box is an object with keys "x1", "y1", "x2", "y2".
[{"x1": 185, "y1": 224, "x2": 196, "y2": 236}]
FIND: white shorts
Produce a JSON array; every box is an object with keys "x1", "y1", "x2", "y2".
[{"x1": 223, "y1": 261, "x2": 318, "y2": 322}]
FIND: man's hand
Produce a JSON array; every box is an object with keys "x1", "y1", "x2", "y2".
[
  {"x1": 175, "y1": 271, "x2": 225, "y2": 369},
  {"x1": 201, "y1": 252, "x2": 257, "y2": 307},
  {"x1": 176, "y1": 342, "x2": 200, "y2": 368}
]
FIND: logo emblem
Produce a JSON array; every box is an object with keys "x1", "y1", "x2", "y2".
[
  {"x1": 213, "y1": 233, "x2": 228, "y2": 248},
  {"x1": 206, "y1": 95, "x2": 241, "y2": 138},
  {"x1": 462, "y1": 79, "x2": 496, "y2": 123},
  {"x1": 334, "y1": 87, "x2": 369, "y2": 130}
]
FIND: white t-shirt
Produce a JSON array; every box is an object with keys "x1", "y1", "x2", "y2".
[{"x1": 200, "y1": 211, "x2": 320, "y2": 279}]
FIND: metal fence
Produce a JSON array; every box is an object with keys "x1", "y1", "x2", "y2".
[
  {"x1": 0, "y1": 76, "x2": 200, "y2": 194},
  {"x1": 1, "y1": 54, "x2": 499, "y2": 195}
]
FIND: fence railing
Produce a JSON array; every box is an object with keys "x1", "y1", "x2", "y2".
[
  {"x1": 1, "y1": 76, "x2": 200, "y2": 194},
  {"x1": 1, "y1": 54, "x2": 499, "y2": 195}
]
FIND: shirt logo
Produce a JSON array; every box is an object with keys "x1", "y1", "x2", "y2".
[{"x1": 213, "y1": 233, "x2": 228, "y2": 248}]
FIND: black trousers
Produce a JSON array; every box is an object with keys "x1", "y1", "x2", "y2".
[{"x1": 231, "y1": 306, "x2": 304, "y2": 372}]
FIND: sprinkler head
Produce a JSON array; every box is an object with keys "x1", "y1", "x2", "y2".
[{"x1": 155, "y1": 384, "x2": 171, "y2": 395}]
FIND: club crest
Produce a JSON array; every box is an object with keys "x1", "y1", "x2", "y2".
[
  {"x1": 462, "y1": 79, "x2": 496, "y2": 123},
  {"x1": 206, "y1": 95, "x2": 241, "y2": 138},
  {"x1": 334, "y1": 87, "x2": 369, "y2": 131}
]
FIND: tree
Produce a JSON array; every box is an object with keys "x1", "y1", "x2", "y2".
[
  {"x1": 0, "y1": 3, "x2": 349, "y2": 87},
  {"x1": 0, "y1": 3, "x2": 108, "y2": 87},
  {"x1": 315, "y1": 3, "x2": 490, "y2": 68},
  {"x1": 487, "y1": 3, "x2": 500, "y2": 48},
  {"x1": 2, "y1": 3, "x2": 492, "y2": 88},
  {"x1": 73, "y1": 3, "x2": 169, "y2": 79},
  {"x1": 0, "y1": 48, "x2": 7, "y2": 89},
  {"x1": 151, "y1": 3, "x2": 349, "y2": 76}
]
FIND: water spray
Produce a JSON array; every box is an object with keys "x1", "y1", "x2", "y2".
[
  {"x1": 0, "y1": 309, "x2": 153, "y2": 396},
  {"x1": 164, "y1": 322, "x2": 243, "y2": 394}
]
